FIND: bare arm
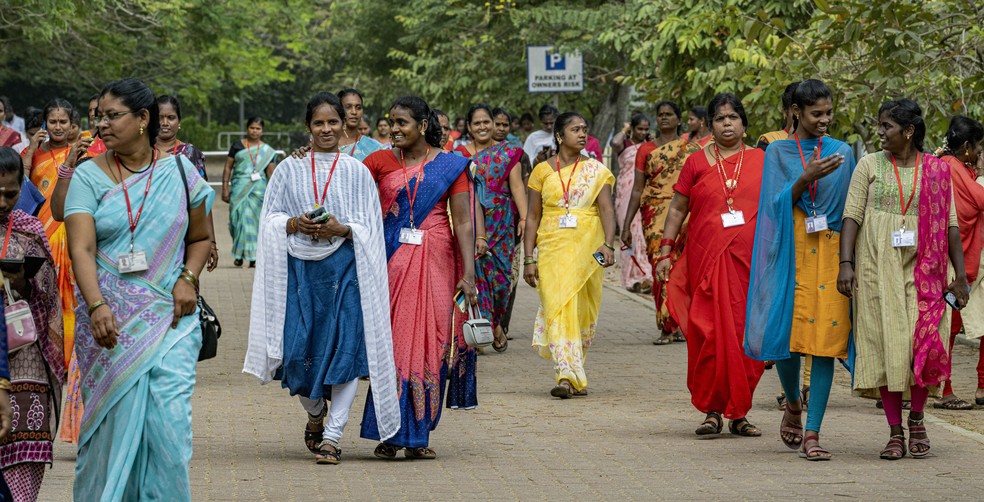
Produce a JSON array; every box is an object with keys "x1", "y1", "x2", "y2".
[
  {"x1": 946, "y1": 225, "x2": 970, "y2": 307},
  {"x1": 620, "y1": 169, "x2": 646, "y2": 247},
  {"x1": 221, "y1": 157, "x2": 234, "y2": 203},
  {"x1": 474, "y1": 195, "x2": 488, "y2": 256},
  {"x1": 265, "y1": 161, "x2": 276, "y2": 179},
  {"x1": 652, "y1": 193, "x2": 690, "y2": 282},
  {"x1": 450, "y1": 192, "x2": 478, "y2": 305},
  {"x1": 836, "y1": 218, "x2": 860, "y2": 297},
  {"x1": 595, "y1": 185, "x2": 617, "y2": 266},
  {"x1": 508, "y1": 165, "x2": 528, "y2": 239},
  {"x1": 522, "y1": 189, "x2": 543, "y2": 287},
  {"x1": 66, "y1": 213, "x2": 119, "y2": 348}
]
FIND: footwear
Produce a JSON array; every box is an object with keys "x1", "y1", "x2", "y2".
[
  {"x1": 572, "y1": 388, "x2": 588, "y2": 397},
  {"x1": 780, "y1": 402, "x2": 804, "y2": 449},
  {"x1": 315, "y1": 440, "x2": 341, "y2": 465},
  {"x1": 653, "y1": 334, "x2": 673, "y2": 345},
  {"x1": 695, "y1": 412, "x2": 723, "y2": 436},
  {"x1": 801, "y1": 386, "x2": 810, "y2": 411},
  {"x1": 776, "y1": 394, "x2": 787, "y2": 410},
  {"x1": 234, "y1": 259, "x2": 244, "y2": 267},
  {"x1": 405, "y1": 447, "x2": 437, "y2": 459},
  {"x1": 492, "y1": 326, "x2": 508, "y2": 353},
  {"x1": 639, "y1": 280, "x2": 653, "y2": 295},
  {"x1": 880, "y1": 434, "x2": 906, "y2": 460},
  {"x1": 304, "y1": 405, "x2": 328, "y2": 454},
  {"x1": 550, "y1": 380, "x2": 573, "y2": 399},
  {"x1": 908, "y1": 418, "x2": 931, "y2": 458},
  {"x1": 249, "y1": 261, "x2": 256, "y2": 268},
  {"x1": 799, "y1": 433, "x2": 832, "y2": 461},
  {"x1": 933, "y1": 396, "x2": 974, "y2": 410},
  {"x1": 672, "y1": 330, "x2": 685, "y2": 342},
  {"x1": 729, "y1": 417, "x2": 762, "y2": 437},
  {"x1": 373, "y1": 443, "x2": 401, "y2": 460}
]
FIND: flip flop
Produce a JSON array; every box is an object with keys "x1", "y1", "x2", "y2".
[
  {"x1": 933, "y1": 398, "x2": 974, "y2": 410},
  {"x1": 653, "y1": 335, "x2": 673, "y2": 346}
]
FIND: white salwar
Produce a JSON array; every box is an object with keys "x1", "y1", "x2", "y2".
[{"x1": 243, "y1": 152, "x2": 400, "y2": 441}]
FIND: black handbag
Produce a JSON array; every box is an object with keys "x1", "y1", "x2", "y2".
[{"x1": 175, "y1": 157, "x2": 222, "y2": 361}]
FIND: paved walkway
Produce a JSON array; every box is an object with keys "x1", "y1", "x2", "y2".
[{"x1": 40, "y1": 198, "x2": 984, "y2": 501}]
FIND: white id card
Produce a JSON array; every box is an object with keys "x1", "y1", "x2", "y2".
[
  {"x1": 250, "y1": 172, "x2": 262, "y2": 181},
  {"x1": 559, "y1": 214, "x2": 578, "y2": 228},
  {"x1": 117, "y1": 252, "x2": 149, "y2": 273},
  {"x1": 399, "y1": 228, "x2": 424, "y2": 245},
  {"x1": 721, "y1": 210, "x2": 745, "y2": 228},
  {"x1": 805, "y1": 214, "x2": 829, "y2": 233},
  {"x1": 892, "y1": 229, "x2": 915, "y2": 248}
]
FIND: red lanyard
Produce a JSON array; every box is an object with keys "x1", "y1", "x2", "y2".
[
  {"x1": 714, "y1": 144, "x2": 745, "y2": 208},
  {"x1": 114, "y1": 150, "x2": 159, "y2": 245},
  {"x1": 246, "y1": 141, "x2": 262, "y2": 166},
  {"x1": 311, "y1": 150, "x2": 341, "y2": 208},
  {"x1": 1, "y1": 216, "x2": 11, "y2": 259},
  {"x1": 171, "y1": 141, "x2": 179, "y2": 156},
  {"x1": 890, "y1": 151, "x2": 921, "y2": 223},
  {"x1": 399, "y1": 146, "x2": 431, "y2": 228},
  {"x1": 343, "y1": 134, "x2": 361, "y2": 156},
  {"x1": 794, "y1": 134, "x2": 822, "y2": 210},
  {"x1": 554, "y1": 154, "x2": 581, "y2": 210}
]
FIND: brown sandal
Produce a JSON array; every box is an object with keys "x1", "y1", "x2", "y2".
[
  {"x1": 908, "y1": 418, "x2": 931, "y2": 458},
  {"x1": 550, "y1": 380, "x2": 573, "y2": 399},
  {"x1": 798, "y1": 434, "x2": 831, "y2": 461},
  {"x1": 373, "y1": 443, "x2": 401, "y2": 460},
  {"x1": 780, "y1": 403, "x2": 803, "y2": 449},
  {"x1": 404, "y1": 447, "x2": 437, "y2": 459},
  {"x1": 880, "y1": 434, "x2": 906, "y2": 460}
]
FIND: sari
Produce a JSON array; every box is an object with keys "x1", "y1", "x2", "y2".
[
  {"x1": 639, "y1": 138, "x2": 704, "y2": 332},
  {"x1": 23, "y1": 144, "x2": 76, "y2": 369},
  {"x1": 667, "y1": 147, "x2": 766, "y2": 418},
  {"x1": 528, "y1": 158, "x2": 615, "y2": 391},
  {"x1": 756, "y1": 129, "x2": 790, "y2": 150},
  {"x1": 228, "y1": 140, "x2": 277, "y2": 262},
  {"x1": 0, "y1": 210, "x2": 65, "y2": 501},
  {"x1": 172, "y1": 142, "x2": 208, "y2": 179},
  {"x1": 340, "y1": 135, "x2": 386, "y2": 162},
  {"x1": 844, "y1": 153, "x2": 956, "y2": 395},
  {"x1": 360, "y1": 151, "x2": 472, "y2": 448},
  {"x1": 615, "y1": 142, "x2": 652, "y2": 289},
  {"x1": 0, "y1": 311, "x2": 11, "y2": 501},
  {"x1": 0, "y1": 126, "x2": 19, "y2": 148},
  {"x1": 64, "y1": 155, "x2": 214, "y2": 500},
  {"x1": 745, "y1": 137, "x2": 855, "y2": 361}
]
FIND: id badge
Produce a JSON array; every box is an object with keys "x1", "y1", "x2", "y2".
[
  {"x1": 250, "y1": 172, "x2": 262, "y2": 181},
  {"x1": 892, "y1": 229, "x2": 915, "y2": 248},
  {"x1": 117, "y1": 251, "x2": 149, "y2": 273},
  {"x1": 721, "y1": 210, "x2": 745, "y2": 228},
  {"x1": 805, "y1": 214, "x2": 829, "y2": 234},
  {"x1": 399, "y1": 228, "x2": 424, "y2": 245},
  {"x1": 559, "y1": 214, "x2": 578, "y2": 229}
]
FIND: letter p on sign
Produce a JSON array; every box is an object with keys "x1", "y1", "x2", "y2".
[{"x1": 546, "y1": 53, "x2": 566, "y2": 70}]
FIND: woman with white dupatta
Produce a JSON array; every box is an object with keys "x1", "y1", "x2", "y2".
[{"x1": 243, "y1": 93, "x2": 400, "y2": 464}]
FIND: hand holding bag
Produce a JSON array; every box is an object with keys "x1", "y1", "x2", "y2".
[
  {"x1": 3, "y1": 273, "x2": 37, "y2": 353},
  {"x1": 461, "y1": 303, "x2": 494, "y2": 348}
]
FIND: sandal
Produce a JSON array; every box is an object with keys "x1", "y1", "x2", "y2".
[
  {"x1": 880, "y1": 434, "x2": 906, "y2": 460},
  {"x1": 315, "y1": 440, "x2": 341, "y2": 465},
  {"x1": 492, "y1": 327, "x2": 508, "y2": 353},
  {"x1": 234, "y1": 259, "x2": 244, "y2": 267},
  {"x1": 572, "y1": 388, "x2": 588, "y2": 397},
  {"x1": 653, "y1": 334, "x2": 673, "y2": 346},
  {"x1": 801, "y1": 386, "x2": 810, "y2": 411},
  {"x1": 780, "y1": 402, "x2": 804, "y2": 449},
  {"x1": 404, "y1": 447, "x2": 437, "y2": 460},
  {"x1": 933, "y1": 397, "x2": 974, "y2": 410},
  {"x1": 798, "y1": 433, "x2": 832, "y2": 461},
  {"x1": 908, "y1": 418, "x2": 931, "y2": 458},
  {"x1": 776, "y1": 393, "x2": 786, "y2": 410},
  {"x1": 729, "y1": 417, "x2": 762, "y2": 437},
  {"x1": 373, "y1": 443, "x2": 401, "y2": 460},
  {"x1": 695, "y1": 412, "x2": 723, "y2": 436},
  {"x1": 550, "y1": 380, "x2": 573, "y2": 399},
  {"x1": 304, "y1": 405, "x2": 328, "y2": 454},
  {"x1": 672, "y1": 330, "x2": 685, "y2": 342}
]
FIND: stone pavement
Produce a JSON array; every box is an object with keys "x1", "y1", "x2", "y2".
[{"x1": 40, "y1": 197, "x2": 984, "y2": 501}]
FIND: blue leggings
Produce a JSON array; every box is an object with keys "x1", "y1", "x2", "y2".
[{"x1": 776, "y1": 355, "x2": 834, "y2": 432}]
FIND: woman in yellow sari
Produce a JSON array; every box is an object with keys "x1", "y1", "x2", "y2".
[{"x1": 523, "y1": 112, "x2": 616, "y2": 398}]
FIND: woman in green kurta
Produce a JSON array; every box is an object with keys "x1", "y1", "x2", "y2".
[{"x1": 221, "y1": 117, "x2": 277, "y2": 267}]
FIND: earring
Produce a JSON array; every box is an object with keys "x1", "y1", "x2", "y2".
[
  {"x1": 906, "y1": 134, "x2": 912, "y2": 140},
  {"x1": 742, "y1": 132, "x2": 747, "y2": 138},
  {"x1": 140, "y1": 125, "x2": 145, "y2": 135},
  {"x1": 558, "y1": 138, "x2": 563, "y2": 145}
]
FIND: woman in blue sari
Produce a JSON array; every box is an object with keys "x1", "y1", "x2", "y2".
[
  {"x1": 222, "y1": 116, "x2": 276, "y2": 267},
  {"x1": 65, "y1": 78, "x2": 214, "y2": 500},
  {"x1": 337, "y1": 89, "x2": 386, "y2": 161}
]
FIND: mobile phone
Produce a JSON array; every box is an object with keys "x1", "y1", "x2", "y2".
[
  {"x1": 41, "y1": 122, "x2": 49, "y2": 142},
  {"x1": 944, "y1": 284, "x2": 972, "y2": 311},
  {"x1": 453, "y1": 290, "x2": 467, "y2": 313},
  {"x1": 592, "y1": 251, "x2": 606, "y2": 266},
  {"x1": 304, "y1": 206, "x2": 330, "y2": 223}
]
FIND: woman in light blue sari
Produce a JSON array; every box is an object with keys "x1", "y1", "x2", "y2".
[
  {"x1": 65, "y1": 78, "x2": 214, "y2": 501},
  {"x1": 337, "y1": 88, "x2": 387, "y2": 161},
  {"x1": 222, "y1": 116, "x2": 277, "y2": 267}
]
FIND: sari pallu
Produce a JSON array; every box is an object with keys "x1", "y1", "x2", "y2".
[
  {"x1": 341, "y1": 135, "x2": 386, "y2": 161},
  {"x1": 666, "y1": 148, "x2": 766, "y2": 419},
  {"x1": 64, "y1": 156, "x2": 213, "y2": 500},
  {"x1": 615, "y1": 142, "x2": 652, "y2": 289},
  {"x1": 529, "y1": 158, "x2": 615, "y2": 391},
  {"x1": 229, "y1": 142, "x2": 276, "y2": 262},
  {"x1": 361, "y1": 152, "x2": 472, "y2": 448}
]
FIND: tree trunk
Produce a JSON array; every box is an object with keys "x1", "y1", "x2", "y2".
[{"x1": 589, "y1": 80, "x2": 631, "y2": 169}]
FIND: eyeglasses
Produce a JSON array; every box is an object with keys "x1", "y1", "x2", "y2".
[{"x1": 94, "y1": 110, "x2": 136, "y2": 124}]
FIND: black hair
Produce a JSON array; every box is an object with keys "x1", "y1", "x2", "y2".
[
  {"x1": 24, "y1": 108, "x2": 43, "y2": 131},
  {"x1": 552, "y1": 111, "x2": 586, "y2": 149},
  {"x1": 653, "y1": 100, "x2": 682, "y2": 120},
  {"x1": 878, "y1": 99, "x2": 926, "y2": 151},
  {"x1": 70, "y1": 108, "x2": 81, "y2": 126},
  {"x1": 781, "y1": 81, "x2": 801, "y2": 111},
  {"x1": 491, "y1": 107, "x2": 512, "y2": 122},
  {"x1": 42, "y1": 98, "x2": 74, "y2": 123},
  {"x1": 538, "y1": 104, "x2": 559, "y2": 121},
  {"x1": 304, "y1": 92, "x2": 345, "y2": 127},
  {"x1": 629, "y1": 112, "x2": 650, "y2": 129},
  {"x1": 88, "y1": 93, "x2": 100, "y2": 103},
  {"x1": 706, "y1": 93, "x2": 748, "y2": 128},
  {"x1": 0, "y1": 146, "x2": 25, "y2": 185},
  {"x1": 157, "y1": 95, "x2": 182, "y2": 120},
  {"x1": 690, "y1": 105, "x2": 707, "y2": 121},
  {"x1": 337, "y1": 88, "x2": 364, "y2": 104},
  {"x1": 433, "y1": 109, "x2": 449, "y2": 121},
  {"x1": 0, "y1": 96, "x2": 10, "y2": 113},
  {"x1": 390, "y1": 95, "x2": 443, "y2": 148},
  {"x1": 99, "y1": 78, "x2": 159, "y2": 146},
  {"x1": 466, "y1": 103, "x2": 494, "y2": 125},
  {"x1": 376, "y1": 116, "x2": 390, "y2": 127},
  {"x1": 520, "y1": 112, "x2": 535, "y2": 124},
  {"x1": 454, "y1": 117, "x2": 466, "y2": 127},
  {"x1": 944, "y1": 116, "x2": 984, "y2": 155},
  {"x1": 246, "y1": 116, "x2": 264, "y2": 128},
  {"x1": 792, "y1": 79, "x2": 832, "y2": 109}
]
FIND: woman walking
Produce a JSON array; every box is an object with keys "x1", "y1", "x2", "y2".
[
  {"x1": 613, "y1": 113, "x2": 653, "y2": 293},
  {"x1": 523, "y1": 111, "x2": 616, "y2": 399},
  {"x1": 837, "y1": 99, "x2": 969, "y2": 459},
  {"x1": 655, "y1": 94, "x2": 766, "y2": 437},
  {"x1": 744, "y1": 80, "x2": 855, "y2": 460},
  {"x1": 338, "y1": 89, "x2": 386, "y2": 161},
  {"x1": 222, "y1": 116, "x2": 276, "y2": 268},
  {"x1": 65, "y1": 78, "x2": 214, "y2": 499}
]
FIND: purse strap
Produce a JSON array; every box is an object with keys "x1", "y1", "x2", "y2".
[{"x1": 0, "y1": 270, "x2": 9, "y2": 307}]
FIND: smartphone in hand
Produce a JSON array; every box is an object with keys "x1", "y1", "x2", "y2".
[
  {"x1": 304, "y1": 206, "x2": 331, "y2": 223},
  {"x1": 592, "y1": 251, "x2": 606, "y2": 266}
]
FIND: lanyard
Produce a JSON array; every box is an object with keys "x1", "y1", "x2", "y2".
[
  {"x1": 890, "y1": 151, "x2": 920, "y2": 227},
  {"x1": 399, "y1": 146, "x2": 431, "y2": 229},
  {"x1": 171, "y1": 141, "x2": 179, "y2": 156},
  {"x1": 554, "y1": 154, "x2": 582, "y2": 211},
  {"x1": 246, "y1": 141, "x2": 262, "y2": 167},
  {"x1": 343, "y1": 134, "x2": 360, "y2": 156},
  {"x1": 1, "y1": 216, "x2": 11, "y2": 259},
  {"x1": 793, "y1": 134, "x2": 822, "y2": 213},
  {"x1": 115, "y1": 150, "x2": 159, "y2": 251},
  {"x1": 311, "y1": 151, "x2": 341, "y2": 208},
  {"x1": 713, "y1": 144, "x2": 745, "y2": 210}
]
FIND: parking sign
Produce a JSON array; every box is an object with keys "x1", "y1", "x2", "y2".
[{"x1": 527, "y1": 46, "x2": 583, "y2": 93}]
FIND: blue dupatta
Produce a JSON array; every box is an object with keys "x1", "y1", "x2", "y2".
[{"x1": 744, "y1": 136, "x2": 856, "y2": 361}]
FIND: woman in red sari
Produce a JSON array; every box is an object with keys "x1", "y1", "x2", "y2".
[{"x1": 654, "y1": 93, "x2": 766, "y2": 437}]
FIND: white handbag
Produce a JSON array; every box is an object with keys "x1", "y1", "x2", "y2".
[
  {"x1": 3, "y1": 276, "x2": 38, "y2": 353},
  {"x1": 462, "y1": 303, "x2": 494, "y2": 348}
]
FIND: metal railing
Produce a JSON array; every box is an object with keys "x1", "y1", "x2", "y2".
[{"x1": 216, "y1": 131, "x2": 296, "y2": 151}]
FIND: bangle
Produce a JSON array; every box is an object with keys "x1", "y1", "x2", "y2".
[
  {"x1": 839, "y1": 260, "x2": 853, "y2": 265},
  {"x1": 88, "y1": 300, "x2": 108, "y2": 317},
  {"x1": 476, "y1": 236, "x2": 488, "y2": 242},
  {"x1": 461, "y1": 278, "x2": 474, "y2": 286},
  {"x1": 345, "y1": 226, "x2": 353, "y2": 239},
  {"x1": 656, "y1": 254, "x2": 673, "y2": 263},
  {"x1": 0, "y1": 378, "x2": 11, "y2": 391},
  {"x1": 180, "y1": 268, "x2": 199, "y2": 290},
  {"x1": 524, "y1": 258, "x2": 537, "y2": 265},
  {"x1": 603, "y1": 242, "x2": 615, "y2": 251},
  {"x1": 57, "y1": 163, "x2": 76, "y2": 179},
  {"x1": 659, "y1": 238, "x2": 676, "y2": 248}
]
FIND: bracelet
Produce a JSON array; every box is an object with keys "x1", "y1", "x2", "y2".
[
  {"x1": 345, "y1": 226, "x2": 353, "y2": 239},
  {"x1": 461, "y1": 278, "x2": 474, "y2": 286},
  {"x1": 656, "y1": 254, "x2": 673, "y2": 263},
  {"x1": 476, "y1": 236, "x2": 488, "y2": 242},
  {"x1": 659, "y1": 238, "x2": 676, "y2": 248},
  {"x1": 179, "y1": 274, "x2": 198, "y2": 291},
  {"x1": 839, "y1": 260, "x2": 853, "y2": 265},
  {"x1": 180, "y1": 268, "x2": 200, "y2": 290},
  {"x1": 524, "y1": 258, "x2": 537, "y2": 265},
  {"x1": 286, "y1": 217, "x2": 297, "y2": 234},
  {"x1": 603, "y1": 242, "x2": 615, "y2": 251},
  {"x1": 57, "y1": 163, "x2": 76, "y2": 179},
  {"x1": 87, "y1": 300, "x2": 108, "y2": 317},
  {"x1": 0, "y1": 378, "x2": 11, "y2": 391}
]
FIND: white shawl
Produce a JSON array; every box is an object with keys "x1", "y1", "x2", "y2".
[{"x1": 243, "y1": 152, "x2": 400, "y2": 440}]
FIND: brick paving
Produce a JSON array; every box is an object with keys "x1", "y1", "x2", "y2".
[{"x1": 39, "y1": 197, "x2": 984, "y2": 501}]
